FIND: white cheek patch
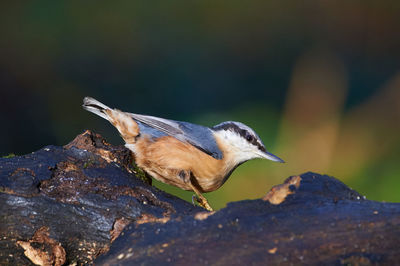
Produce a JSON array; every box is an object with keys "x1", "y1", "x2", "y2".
[{"x1": 214, "y1": 130, "x2": 260, "y2": 164}]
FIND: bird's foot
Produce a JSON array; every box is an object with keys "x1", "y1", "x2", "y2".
[
  {"x1": 179, "y1": 170, "x2": 214, "y2": 211},
  {"x1": 192, "y1": 194, "x2": 213, "y2": 211}
]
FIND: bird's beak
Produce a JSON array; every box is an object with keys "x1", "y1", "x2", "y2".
[{"x1": 259, "y1": 151, "x2": 285, "y2": 163}]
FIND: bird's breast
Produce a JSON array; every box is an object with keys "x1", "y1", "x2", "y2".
[{"x1": 130, "y1": 135, "x2": 237, "y2": 192}]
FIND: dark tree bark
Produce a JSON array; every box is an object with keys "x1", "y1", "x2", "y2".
[{"x1": 1, "y1": 131, "x2": 399, "y2": 265}]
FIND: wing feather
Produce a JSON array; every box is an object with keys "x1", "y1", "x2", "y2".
[
  {"x1": 129, "y1": 113, "x2": 223, "y2": 159},
  {"x1": 130, "y1": 114, "x2": 183, "y2": 136}
]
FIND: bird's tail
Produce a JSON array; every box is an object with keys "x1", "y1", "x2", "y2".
[
  {"x1": 82, "y1": 97, "x2": 140, "y2": 143},
  {"x1": 82, "y1": 97, "x2": 112, "y2": 121}
]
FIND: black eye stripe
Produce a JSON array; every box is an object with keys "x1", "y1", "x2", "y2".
[
  {"x1": 213, "y1": 122, "x2": 266, "y2": 151},
  {"x1": 257, "y1": 143, "x2": 266, "y2": 152}
]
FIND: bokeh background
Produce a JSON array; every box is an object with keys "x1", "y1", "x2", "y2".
[{"x1": 1, "y1": 2, "x2": 399, "y2": 209}]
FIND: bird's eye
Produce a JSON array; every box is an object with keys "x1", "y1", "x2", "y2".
[{"x1": 245, "y1": 132, "x2": 253, "y2": 142}]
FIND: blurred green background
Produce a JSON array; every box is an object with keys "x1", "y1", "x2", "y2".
[{"x1": 1, "y1": 2, "x2": 399, "y2": 209}]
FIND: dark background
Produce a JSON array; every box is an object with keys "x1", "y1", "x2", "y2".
[{"x1": 1, "y1": 2, "x2": 399, "y2": 209}]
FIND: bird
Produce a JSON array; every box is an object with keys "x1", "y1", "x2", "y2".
[{"x1": 82, "y1": 97, "x2": 284, "y2": 211}]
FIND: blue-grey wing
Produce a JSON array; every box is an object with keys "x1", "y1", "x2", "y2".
[
  {"x1": 135, "y1": 121, "x2": 169, "y2": 139},
  {"x1": 177, "y1": 121, "x2": 223, "y2": 160},
  {"x1": 130, "y1": 113, "x2": 223, "y2": 159}
]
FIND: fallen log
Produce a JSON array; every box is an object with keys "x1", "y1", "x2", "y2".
[{"x1": 1, "y1": 131, "x2": 399, "y2": 265}]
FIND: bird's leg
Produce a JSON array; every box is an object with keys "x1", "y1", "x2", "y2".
[{"x1": 179, "y1": 170, "x2": 213, "y2": 211}]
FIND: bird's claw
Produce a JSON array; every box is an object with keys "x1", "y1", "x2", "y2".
[{"x1": 191, "y1": 194, "x2": 213, "y2": 211}]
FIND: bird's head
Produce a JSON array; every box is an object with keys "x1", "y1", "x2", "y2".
[{"x1": 212, "y1": 121, "x2": 284, "y2": 165}]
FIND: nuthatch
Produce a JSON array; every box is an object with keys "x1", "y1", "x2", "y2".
[{"x1": 83, "y1": 97, "x2": 284, "y2": 211}]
